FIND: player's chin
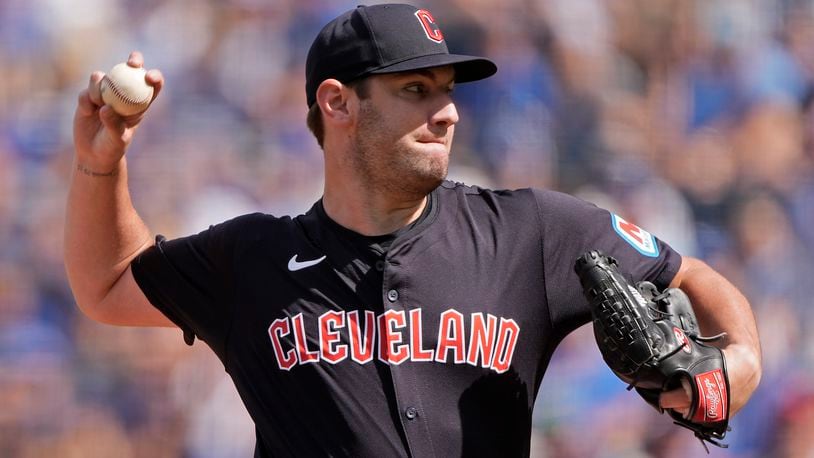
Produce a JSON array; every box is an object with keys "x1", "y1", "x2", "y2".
[
  {"x1": 398, "y1": 161, "x2": 447, "y2": 197},
  {"x1": 416, "y1": 162, "x2": 448, "y2": 191}
]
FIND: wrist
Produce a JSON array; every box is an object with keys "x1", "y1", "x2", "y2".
[
  {"x1": 74, "y1": 158, "x2": 124, "y2": 178},
  {"x1": 76, "y1": 162, "x2": 118, "y2": 177}
]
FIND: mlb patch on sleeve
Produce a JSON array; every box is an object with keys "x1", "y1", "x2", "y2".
[{"x1": 611, "y1": 214, "x2": 659, "y2": 257}]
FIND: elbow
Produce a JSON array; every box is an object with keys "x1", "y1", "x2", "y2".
[
  {"x1": 66, "y1": 277, "x2": 116, "y2": 325},
  {"x1": 72, "y1": 293, "x2": 112, "y2": 324},
  {"x1": 64, "y1": 264, "x2": 121, "y2": 325}
]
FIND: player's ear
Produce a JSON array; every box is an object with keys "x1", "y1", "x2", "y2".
[{"x1": 316, "y1": 79, "x2": 353, "y2": 127}]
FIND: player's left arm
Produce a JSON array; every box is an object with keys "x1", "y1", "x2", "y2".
[{"x1": 661, "y1": 255, "x2": 762, "y2": 416}]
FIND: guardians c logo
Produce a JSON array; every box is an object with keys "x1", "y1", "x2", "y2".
[{"x1": 415, "y1": 9, "x2": 444, "y2": 43}]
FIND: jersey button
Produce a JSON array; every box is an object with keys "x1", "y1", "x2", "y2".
[
  {"x1": 405, "y1": 407, "x2": 418, "y2": 420},
  {"x1": 387, "y1": 289, "x2": 398, "y2": 302}
]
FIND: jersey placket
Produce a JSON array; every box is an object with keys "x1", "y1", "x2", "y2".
[{"x1": 380, "y1": 251, "x2": 437, "y2": 457}]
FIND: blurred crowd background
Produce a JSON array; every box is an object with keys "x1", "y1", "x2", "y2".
[{"x1": 1, "y1": 0, "x2": 813, "y2": 456}]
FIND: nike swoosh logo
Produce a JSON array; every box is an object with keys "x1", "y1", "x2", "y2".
[{"x1": 287, "y1": 254, "x2": 326, "y2": 272}]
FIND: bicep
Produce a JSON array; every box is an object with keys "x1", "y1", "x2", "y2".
[
  {"x1": 669, "y1": 255, "x2": 695, "y2": 288},
  {"x1": 94, "y1": 265, "x2": 176, "y2": 327},
  {"x1": 667, "y1": 255, "x2": 754, "y2": 340}
]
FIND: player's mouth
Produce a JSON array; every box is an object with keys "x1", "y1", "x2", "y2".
[
  {"x1": 416, "y1": 136, "x2": 448, "y2": 148},
  {"x1": 415, "y1": 139, "x2": 448, "y2": 155}
]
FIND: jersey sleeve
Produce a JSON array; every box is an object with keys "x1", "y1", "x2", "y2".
[
  {"x1": 131, "y1": 217, "x2": 244, "y2": 361},
  {"x1": 532, "y1": 189, "x2": 682, "y2": 341}
]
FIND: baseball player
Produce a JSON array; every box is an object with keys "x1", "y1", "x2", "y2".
[{"x1": 65, "y1": 4, "x2": 761, "y2": 457}]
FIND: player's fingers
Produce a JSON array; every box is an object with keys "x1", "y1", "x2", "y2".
[
  {"x1": 114, "y1": 107, "x2": 146, "y2": 130},
  {"x1": 659, "y1": 387, "x2": 691, "y2": 410},
  {"x1": 87, "y1": 71, "x2": 105, "y2": 107},
  {"x1": 660, "y1": 388, "x2": 691, "y2": 419},
  {"x1": 660, "y1": 376, "x2": 693, "y2": 411},
  {"x1": 76, "y1": 89, "x2": 97, "y2": 117},
  {"x1": 122, "y1": 112, "x2": 147, "y2": 128},
  {"x1": 99, "y1": 105, "x2": 127, "y2": 138},
  {"x1": 145, "y1": 68, "x2": 164, "y2": 102},
  {"x1": 127, "y1": 51, "x2": 144, "y2": 69}
]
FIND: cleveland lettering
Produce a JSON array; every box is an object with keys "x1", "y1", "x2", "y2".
[{"x1": 267, "y1": 308, "x2": 520, "y2": 374}]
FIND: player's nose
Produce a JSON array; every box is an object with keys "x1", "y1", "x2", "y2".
[{"x1": 429, "y1": 99, "x2": 459, "y2": 128}]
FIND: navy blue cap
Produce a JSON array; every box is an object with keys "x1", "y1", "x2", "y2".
[{"x1": 305, "y1": 3, "x2": 497, "y2": 107}]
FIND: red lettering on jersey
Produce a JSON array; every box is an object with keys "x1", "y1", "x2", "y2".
[
  {"x1": 378, "y1": 310, "x2": 409, "y2": 365},
  {"x1": 319, "y1": 311, "x2": 348, "y2": 364},
  {"x1": 467, "y1": 313, "x2": 498, "y2": 368},
  {"x1": 409, "y1": 309, "x2": 434, "y2": 361},
  {"x1": 268, "y1": 318, "x2": 297, "y2": 371},
  {"x1": 491, "y1": 318, "x2": 520, "y2": 373},
  {"x1": 618, "y1": 220, "x2": 644, "y2": 244},
  {"x1": 415, "y1": 9, "x2": 444, "y2": 43},
  {"x1": 435, "y1": 309, "x2": 466, "y2": 363},
  {"x1": 348, "y1": 310, "x2": 375, "y2": 364},
  {"x1": 292, "y1": 313, "x2": 319, "y2": 364},
  {"x1": 269, "y1": 308, "x2": 520, "y2": 372}
]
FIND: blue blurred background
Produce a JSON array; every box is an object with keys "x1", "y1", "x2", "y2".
[{"x1": 1, "y1": 0, "x2": 813, "y2": 456}]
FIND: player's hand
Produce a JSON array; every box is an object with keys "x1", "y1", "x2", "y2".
[
  {"x1": 659, "y1": 380, "x2": 691, "y2": 418},
  {"x1": 73, "y1": 51, "x2": 163, "y2": 173}
]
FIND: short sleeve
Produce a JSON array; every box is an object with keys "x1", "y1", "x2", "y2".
[
  {"x1": 533, "y1": 189, "x2": 682, "y2": 340},
  {"x1": 131, "y1": 219, "x2": 240, "y2": 361}
]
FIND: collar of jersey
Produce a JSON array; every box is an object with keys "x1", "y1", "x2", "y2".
[{"x1": 299, "y1": 186, "x2": 441, "y2": 258}]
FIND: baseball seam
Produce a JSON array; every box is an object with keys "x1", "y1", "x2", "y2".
[{"x1": 103, "y1": 75, "x2": 151, "y2": 106}]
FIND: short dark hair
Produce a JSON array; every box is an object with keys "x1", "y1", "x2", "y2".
[{"x1": 306, "y1": 78, "x2": 371, "y2": 149}]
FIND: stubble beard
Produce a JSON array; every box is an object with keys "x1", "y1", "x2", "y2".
[{"x1": 352, "y1": 101, "x2": 448, "y2": 200}]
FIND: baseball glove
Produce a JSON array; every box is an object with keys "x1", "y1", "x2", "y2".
[{"x1": 573, "y1": 250, "x2": 730, "y2": 450}]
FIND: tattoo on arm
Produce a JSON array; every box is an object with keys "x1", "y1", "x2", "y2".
[{"x1": 76, "y1": 163, "x2": 118, "y2": 177}]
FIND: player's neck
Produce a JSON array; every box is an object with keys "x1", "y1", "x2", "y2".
[{"x1": 322, "y1": 179, "x2": 427, "y2": 236}]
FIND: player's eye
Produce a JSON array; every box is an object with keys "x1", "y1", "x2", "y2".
[{"x1": 404, "y1": 84, "x2": 427, "y2": 94}]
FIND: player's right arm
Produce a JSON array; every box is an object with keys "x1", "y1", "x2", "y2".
[{"x1": 64, "y1": 51, "x2": 173, "y2": 328}]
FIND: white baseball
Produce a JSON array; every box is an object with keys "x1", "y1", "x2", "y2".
[{"x1": 100, "y1": 63, "x2": 154, "y2": 116}]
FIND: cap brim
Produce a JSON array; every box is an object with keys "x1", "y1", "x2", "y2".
[{"x1": 367, "y1": 53, "x2": 497, "y2": 83}]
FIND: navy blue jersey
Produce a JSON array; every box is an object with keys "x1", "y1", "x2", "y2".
[{"x1": 131, "y1": 181, "x2": 681, "y2": 457}]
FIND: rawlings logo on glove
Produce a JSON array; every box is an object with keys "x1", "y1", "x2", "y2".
[
  {"x1": 696, "y1": 370, "x2": 727, "y2": 422},
  {"x1": 574, "y1": 250, "x2": 731, "y2": 450}
]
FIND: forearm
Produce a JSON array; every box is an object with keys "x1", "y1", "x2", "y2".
[
  {"x1": 64, "y1": 157, "x2": 153, "y2": 316},
  {"x1": 670, "y1": 257, "x2": 762, "y2": 415}
]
